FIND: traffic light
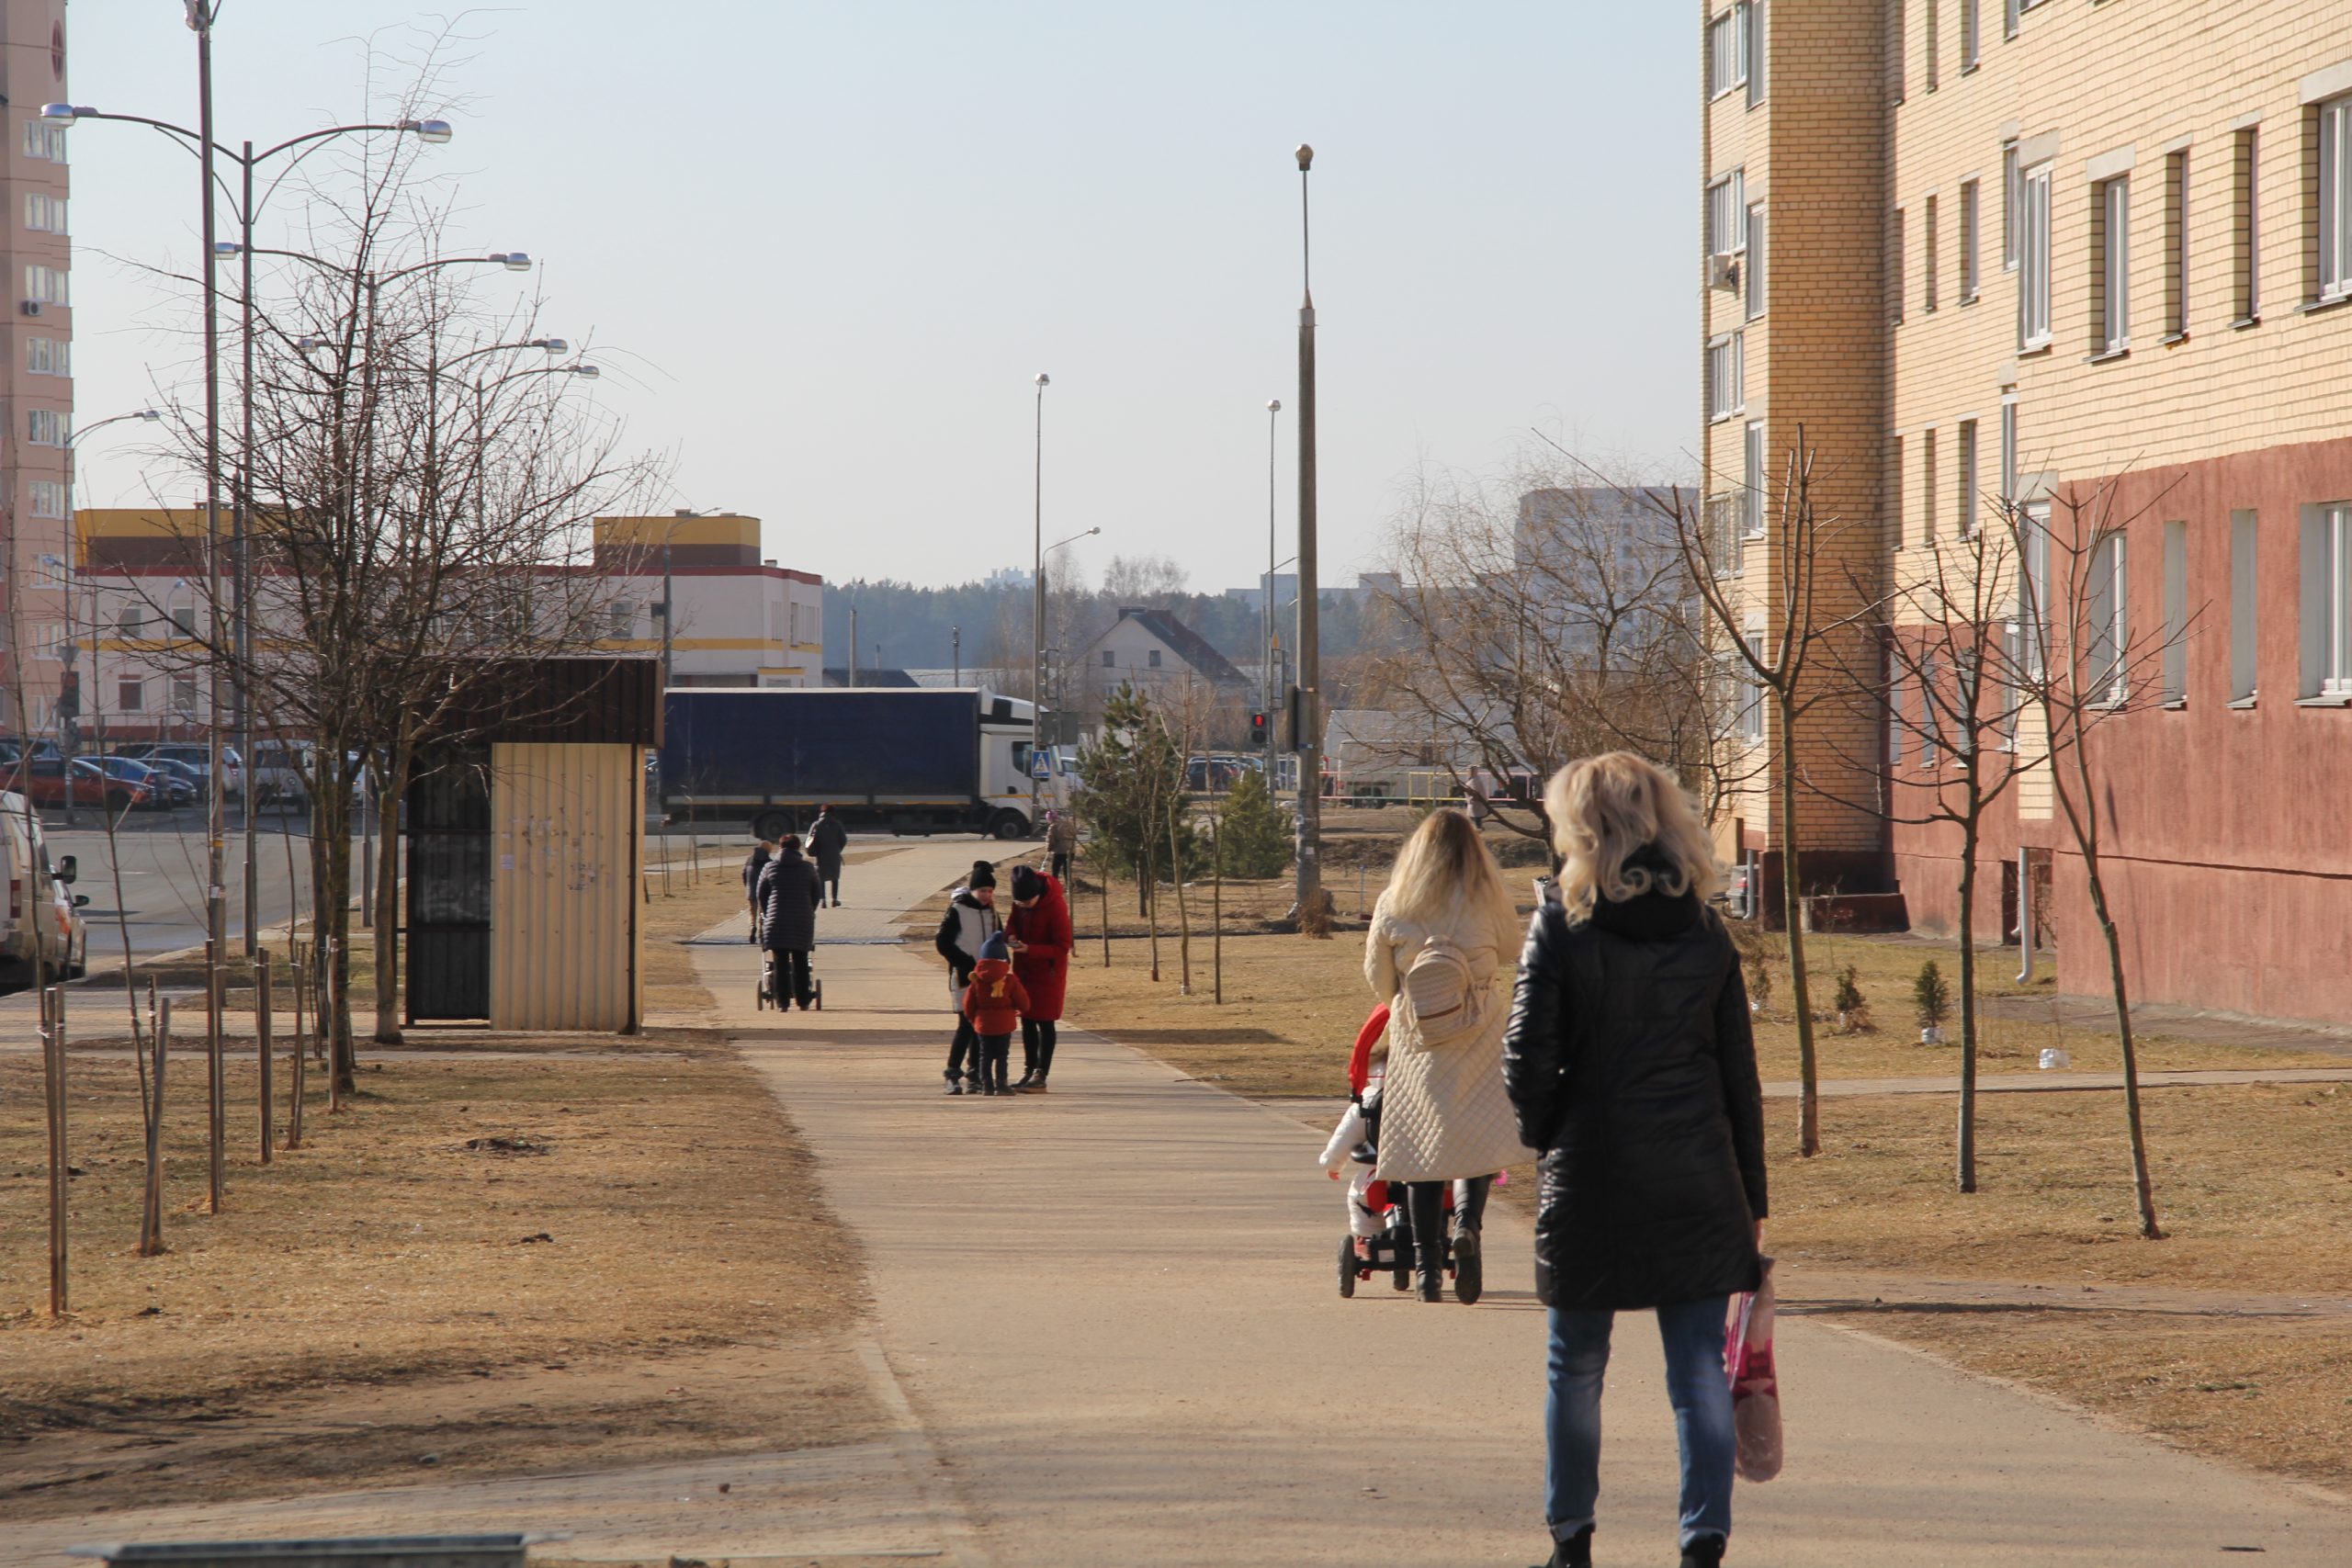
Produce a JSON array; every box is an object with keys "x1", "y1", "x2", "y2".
[
  {"x1": 55, "y1": 671, "x2": 78, "y2": 719},
  {"x1": 1250, "y1": 709, "x2": 1269, "y2": 744}
]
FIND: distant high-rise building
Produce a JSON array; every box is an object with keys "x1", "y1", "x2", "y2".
[{"x1": 4, "y1": 0, "x2": 74, "y2": 733}]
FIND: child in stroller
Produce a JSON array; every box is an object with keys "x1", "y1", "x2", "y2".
[{"x1": 1319, "y1": 1004, "x2": 1483, "y2": 1304}]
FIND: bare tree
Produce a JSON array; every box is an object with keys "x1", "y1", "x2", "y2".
[
  {"x1": 2002, "y1": 478, "x2": 2186, "y2": 1240},
  {"x1": 1100, "y1": 554, "x2": 1190, "y2": 608}
]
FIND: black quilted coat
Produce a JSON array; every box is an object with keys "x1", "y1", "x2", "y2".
[
  {"x1": 1501, "y1": 859, "x2": 1767, "y2": 1312},
  {"x1": 755, "y1": 854, "x2": 822, "y2": 953}
]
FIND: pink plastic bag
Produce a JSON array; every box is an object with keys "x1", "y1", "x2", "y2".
[{"x1": 1724, "y1": 1258, "x2": 1782, "y2": 1483}]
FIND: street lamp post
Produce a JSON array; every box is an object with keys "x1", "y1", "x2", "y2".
[
  {"x1": 1030, "y1": 373, "x2": 1049, "y2": 831},
  {"x1": 1292, "y1": 145, "x2": 1325, "y2": 918},
  {"x1": 1263, "y1": 398, "x2": 1281, "y2": 787}
]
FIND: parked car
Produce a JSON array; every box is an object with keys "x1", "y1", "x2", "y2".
[
  {"x1": 0, "y1": 792, "x2": 89, "y2": 984},
  {"x1": 0, "y1": 755, "x2": 151, "y2": 814},
  {"x1": 249, "y1": 741, "x2": 310, "y2": 807},
  {"x1": 116, "y1": 742, "x2": 242, "y2": 800},
  {"x1": 93, "y1": 755, "x2": 194, "y2": 809}
]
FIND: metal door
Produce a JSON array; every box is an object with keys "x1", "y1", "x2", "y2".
[{"x1": 405, "y1": 750, "x2": 492, "y2": 1021}]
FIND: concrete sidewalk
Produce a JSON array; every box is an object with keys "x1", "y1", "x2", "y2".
[{"x1": 710, "y1": 839, "x2": 2350, "y2": 1567}]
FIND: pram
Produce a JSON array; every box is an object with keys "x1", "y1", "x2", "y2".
[
  {"x1": 755, "y1": 953, "x2": 823, "y2": 1012},
  {"x1": 1322, "y1": 1006, "x2": 1480, "y2": 1305}
]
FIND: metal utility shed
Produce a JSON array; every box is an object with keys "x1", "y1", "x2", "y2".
[{"x1": 405, "y1": 658, "x2": 661, "y2": 1032}]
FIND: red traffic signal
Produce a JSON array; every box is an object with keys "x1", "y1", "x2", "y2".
[{"x1": 1250, "y1": 709, "x2": 1270, "y2": 742}]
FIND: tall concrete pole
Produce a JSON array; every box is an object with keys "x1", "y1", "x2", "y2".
[
  {"x1": 1030, "y1": 372, "x2": 1048, "y2": 829},
  {"x1": 195, "y1": 2, "x2": 228, "y2": 1213},
  {"x1": 1292, "y1": 145, "x2": 1323, "y2": 914},
  {"x1": 1264, "y1": 398, "x2": 1280, "y2": 785}
]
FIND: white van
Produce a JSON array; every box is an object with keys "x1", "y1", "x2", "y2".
[{"x1": 0, "y1": 792, "x2": 88, "y2": 984}]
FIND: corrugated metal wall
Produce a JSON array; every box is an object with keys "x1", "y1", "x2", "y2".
[{"x1": 488, "y1": 742, "x2": 643, "y2": 1032}]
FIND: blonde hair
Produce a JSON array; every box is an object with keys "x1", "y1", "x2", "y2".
[
  {"x1": 1544, "y1": 752, "x2": 1724, "y2": 920},
  {"x1": 1384, "y1": 807, "x2": 1518, "y2": 934}
]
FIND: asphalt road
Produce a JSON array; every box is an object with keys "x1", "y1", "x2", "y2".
[{"x1": 42, "y1": 803, "x2": 345, "y2": 967}]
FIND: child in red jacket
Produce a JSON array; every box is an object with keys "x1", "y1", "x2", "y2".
[{"x1": 960, "y1": 932, "x2": 1032, "y2": 1097}]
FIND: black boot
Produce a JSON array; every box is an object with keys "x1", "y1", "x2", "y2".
[
  {"x1": 1679, "y1": 1534, "x2": 1725, "y2": 1568},
  {"x1": 1407, "y1": 1182, "x2": 1446, "y2": 1302},
  {"x1": 1544, "y1": 1525, "x2": 1593, "y2": 1568}
]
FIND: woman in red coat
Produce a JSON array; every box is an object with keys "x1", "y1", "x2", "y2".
[{"x1": 1007, "y1": 864, "x2": 1073, "y2": 1092}]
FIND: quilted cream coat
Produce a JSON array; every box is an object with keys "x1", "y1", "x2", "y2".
[{"x1": 1365, "y1": 886, "x2": 1536, "y2": 1183}]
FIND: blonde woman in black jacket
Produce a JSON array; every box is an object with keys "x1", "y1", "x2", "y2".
[{"x1": 1501, "y1": 752, "x2": 1767, "y2": 1568}]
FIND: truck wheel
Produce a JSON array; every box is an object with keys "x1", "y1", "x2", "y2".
[
  {"x1": 752, "y1": 810, "x2": 794, "y2": 843},
  {"x1": 989, "y1": 810, "x2": 1030, "y2": 841}
]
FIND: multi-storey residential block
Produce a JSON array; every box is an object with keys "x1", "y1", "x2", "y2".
[
  {"x1": 1706, "y1": 1, "x2": 2352, "y2": 1023},
  {"x1": 4, "y1": 0, "x2": 73, "y2": 733}
]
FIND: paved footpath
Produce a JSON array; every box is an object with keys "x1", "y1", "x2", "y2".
[{"x1": 712, "y1": 840, "x2": 2349, "y2": 1568}]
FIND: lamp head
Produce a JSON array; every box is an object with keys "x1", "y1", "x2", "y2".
[
  {"x1": 492, "y1": 252, "x2": 534, "y2": 272},
  {"x1": 295, "y1": 335, "x2": 329, "y2": 352},
  {"x1": 571, "y1": 364, "x2": 601, "y2": 379},
  {"x1": 535, "y1": 338, "x2": 569, "y2": 354},
  {"x1": 39, "y1": 103, "x2": 79, "y2": 126},
  {"x1": 404, "y1": 118, "x2": 454, "y2": 144},
  {"x1": 1035, "y1": 372, "x2": 1050, "y2": 389},
  {"x1": 212, "y1": 241, "x2": 242, "y2": 256},
  {"x1": 1267, "y1": 398, "x2": 1281, "y2": 412},
  {"x1": 137, "y1": 409, "x2": 164, "y2": 422},
  {"x1": 1295, "y1": 144, "x2": 1314, "y2": 172}
]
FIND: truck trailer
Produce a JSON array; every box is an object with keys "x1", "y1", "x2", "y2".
[{"x1": 658, "y1": 687, "x2": 1064, "y2": 840}]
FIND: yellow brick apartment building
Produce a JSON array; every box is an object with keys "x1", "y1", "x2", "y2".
[{"x1": 1702, "y1": 2, "x2": 2352, "y2": 1022}]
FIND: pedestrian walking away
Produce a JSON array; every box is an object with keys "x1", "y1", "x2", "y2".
[
  {"x1": 960, "y1": 931, "x2": 1030, "y2": 1096},
  {"x1": 1006, "y1": 863, "x2": 1072, "y2": 1091},
  {"x1": 742, "y1": 835, "x2": 775, "y2": 941},
  {"x1": 1501, "y1": 751, "x2": 1768, "y2": 1568},
  {"x1": 808, "y1": 805, "x2": 850, "y2": 907},
  {"x1": 1046, "y1": 808, "x2": 1078, "y2": 885},
  {"x1": 754, "y1": 836, "x2": 823, "y2": 1010},
  {"x1": 933, "y1": 860, "x2": 1002, "y2": 1094},
  {"x1": 1362, "y1": 807, "x2": 1532, "y2": 1304}
]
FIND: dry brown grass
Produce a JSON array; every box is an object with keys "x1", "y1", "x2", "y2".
[{"x1": 0, "y1": 870, "x2": 879, "y2": 1518}]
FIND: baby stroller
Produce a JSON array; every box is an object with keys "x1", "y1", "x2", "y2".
[
  {"x1": 1321, "y1": 1006, "x2": 1480, "y2": 1305},
  {"x1": 755, "y1": 953, "x2": 823, "y2": 1012}
]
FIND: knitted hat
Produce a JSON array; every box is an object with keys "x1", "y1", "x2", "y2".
[
  {"x1": 978, "y1": 931, "x2": 1011, "y2": 962},
  {"x1": 968, "y1": 860, "x2": 998, "y2": 890},
  {"x1": 1010, "y1": 864, "x2": 1046, "y2": 903}
]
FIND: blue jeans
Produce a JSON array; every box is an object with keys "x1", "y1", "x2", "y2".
[{"x1": 1545, "y1": 1296, "x2": 1735, "y2": 1550}]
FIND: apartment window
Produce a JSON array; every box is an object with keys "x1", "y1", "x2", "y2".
[
  {"x1": 1962, "y1": 0, "x2": 1981, "y2": 71},
  {"x1": 1891, "y1": 434, "x2": 1907, "y2": 549},
  {"x1": 1738, "y1": 632, "x2": 1765, "y2": 742},
  {"x1": 2087, "y1": 531, "x2": 2129, "y2": 705},
  {"x1": 2230, "y1": 510, "x2": 2258, "y2": 703},
  {"x1": 118, "y1": 680, "x2": 145, "y2": 714},
  {"x1": 2234, "y1": 128, "x2": 2261, "y2": 321},
  {"x1": 2164, "y1": 151, "x2": 2190, "y2": 337},
  {"x1": 2004, "y1": 0, "x2": 2020, "y2": 39},
  {"x1": 1746, "y1": 205, "x2": 1768, "y2": 318},
  {"x1": 1922, "y1": 430, "x2": 1939, "y2": 540},
  {"x1": 26, "y1": 408, "x2": 67, "y2": 446},
  {"x1": 2020, "y1": 501, "x2": 2052, "y2": 676},
  {"x1": 608, "y1": 604, "x2": 634, "y2": 637},
  {"x1": 2320, "y1": 94, "x2": 2352, "y2": 302},
  {"x1": 1924, "y1": 0, "x2": 1939, "y2": 92},
  {"x1": 2001, "y1": 141, "x2": 2020, "y2": 271},
  {"x1": 119, "y1": 604, "x2": 146, "y2": 636},
  {"x1": 1920, "y1": 657, "x2": 1944, "y2": 767},
  {"x1": 1707, "y1": 331, "x2": 1745, "y2": 420},
  {"x1": 1100, "y1": 649, "x2": 1115, "y2": 668},
  {"x1": 1959, "y1": 179, "x2": 1981, "y2": 301},
  {"x1": 26, "y1": 336, "x2": 67, "y2": 375},
  {"x1": 2018, "y1": 163, "x2": 2052, "y2": 347},
  {"x1": 1957, "y1": 420, "x2": 1979, "y2": 537},
  {"x1": 1707, "y1": 170, "x2": 1748, "y2": 259},
  {"x1": 171, "y1": 601, "x2": 197, "y2": 637},
  {"x1": 1743, "y1": 421, "x2": 1767, "y2": 537},
  {"x1": 1747, "y1": 0, "x2": 1767, "y2": 106},
  {"x1": 1924, "y1": 196, "x2": 1940, "y2": 311},
  {"x1": 2161, "y1": 520, "x2": 2188, "y2": 705},
  {"x1": 1887, "y1": 671, "x2": 1905, "y2": 766},
  {"x1": 1147, "y1": 649, "x2": 1162, "y2": 669},
  {"x1": 173, "y1": 677, "x2": 200, "y2": 713},
  {"x1": 2302, "y1": 502, "x2": 2352, "y2": 699},
  {"x1": 22, "y1": 264, "x2": 69, "y2": 306},
  {"x1": 1889, "y1": 0, "x2": 1905, "y2": 103},
  {"x1": 20, "y1": 122, "x2": 66, "y2": 162},
  {"x1": 23, "y1": 193, "x2": 66, "y2": 235},
  {"x1": 1707, "y1": 6, "x2": 1751, "y2": 99},
  {"x1": 1891, "y1": 207, "x2": 1907, "y2": 321},
  {"x1": 2094, "y1": 176, "x2": 2131, "y2": 354},
  {"x1": 1999, "y1": 393, "x2": 2019, "y2": 507},
  {"x1": 28, "y1": 480, "x2": 65, "y2": 519}
]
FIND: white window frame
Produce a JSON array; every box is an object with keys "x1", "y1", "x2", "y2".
[
  {"x1": 2097, "y1": 175, "x2": 2131, "y2": 354},
  {"x1": 2001, "y1": 142, "x2": 2020, "y2": 272},
  {"x1": 1746, "y1": 0, "x2": 1767, "y2": 107},
  {"x1": 1924, "y1": 194, "x2": 1940, "y2": 312},
  {"x1": 28, "y1": 479, "x2": 66, "y2": 519},
  {"x1": 1959, "y1": 178, "x2": 1981, "y2": 301},
  {"x1": 1746, "y1": 204, "x2": 1768, "y2": 318},
  {"x1": 1707, "y1": 170, "x2": 1748, "y2": 259},
  {"x1": 2161, "y1": 519, "x2": 2188, "y2": 705},
  {"x1": 1887, "y1": 670, "x2": 1906, "y2": 767},
  {"x1": 1743, "y1": 420, "x2": 1767, "y2": 538},
  {"x1": 1924, "y1": 0, "x2": 1939, "y2": 94},
  {"x1": 23, "y1": 192, "x2": 67, "y2": 235},
  {"x1": 1738, "y1": 628, "x2": 1766, "y2": 743},
  {"x1": 1892, "y1": 206, "x2": 1907, "y2": 322},
  {"x1": 2301, "y1": 502, "x2": 2352, "y2": 700},
  {"x1": 2019, "y1": 500, "x2": 2052, "y2": 678},
  {"x1": 2320, "y1": 93, "x2": 2352, "y2": 302},
  {"x1": 2165, "y1": 150, "x2": 2190, "y2": 337},
  {"x1": 26, "y1": 408, "x2": 67, "y2": 446},
  {"x1": 1707, "y1": 331, "x2": 1746, "y2": 421},
  {"x1": 2018, "y1": 162, "x2": 2053, "y2": 348},
  {"x1": 1707, "y1": 6, "x2": 1751, "y2": 101},
  {"x1": 1919, "y1": 656, "x2": 1943, "y2": 768},
  {"x1": 1999, "y1": 394, "x2": 2020, "y2": 508},
  {"x1": 1889, "y1": 0, "x2": 1905, "y2": 103},
  {"x1": 1962, "y1": 0, "x2": 1981, "y2": 72},
  {"x1": 26, "y1": 336, "x2": 67, "y2": 376},
  {"x1": 23, "y1": 265, "x2": 69, "y2": 306},
  {"x1": 2087, "y1": 530, "x2": 2129, "y2": 705},
  {"x1": 119, "y1": 679, "x2": 146, "y2": 714},
  {"x1": 1957, "y1": 420, "x2": 1979, "y2": 538},
  {"x1": 2237, "y1": 127, "x2": 2262, "y2": 321},
  {"x1": 2230, "y1": 509, "x2": 2258, "y2": 704}
]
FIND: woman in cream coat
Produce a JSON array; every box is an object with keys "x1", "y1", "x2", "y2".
[{"x1": 1364, "y1": 806, "x2": 1533, "y2": 1301}]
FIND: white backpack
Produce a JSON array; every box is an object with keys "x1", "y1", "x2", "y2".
[{"x1": 1400, "y1": 935, "x2": 1487, "y2": 1049}]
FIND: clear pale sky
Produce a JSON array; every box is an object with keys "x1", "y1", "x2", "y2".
[{"x1": 67, "y1": 2, "x2": 1696, "y2": 592}]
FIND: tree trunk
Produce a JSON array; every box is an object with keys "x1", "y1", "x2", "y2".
[
  {"x1": 309, "y1": 770, "x2": 357, "y2": 1100},
  {"x1": 371, "y1": 741, "x2": 412, "y2": 1043},
  {"x1": 1954, "y1": 810, "x2": 1980, "y2": 1192},
  {"x1": 2082, "y1": 843, "x2": 2164, "y2": 1238},
  {"x1": 1776, "y1": 690, "x2": 1821, "y2": 1156},
  {"x1": 1169, "y1": 808, "x2": 1193, "y2": 995}
]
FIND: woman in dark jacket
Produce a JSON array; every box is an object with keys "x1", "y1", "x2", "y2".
[
  {"x1": 755, "y1": 838, "x2": 824, "y2": 1010},
  {"x1": 1502, "y1": 751, "x2": 1767, "y2": 1568}
]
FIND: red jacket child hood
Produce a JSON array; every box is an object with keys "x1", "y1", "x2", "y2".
[{"x1": 961, "y1": 957, "x2": 1030, "y2": 1036}]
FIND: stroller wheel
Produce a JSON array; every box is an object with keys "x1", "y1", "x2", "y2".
[
  {"x1": 1337, "y1": 1235, "x2": 1358, "y2": 1299},
  {"x1": 1453, "y1": 1244, "x2": 1483, "y2": 1305}
]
